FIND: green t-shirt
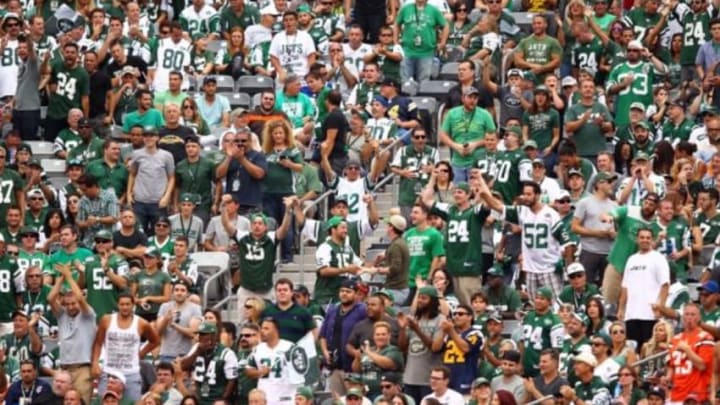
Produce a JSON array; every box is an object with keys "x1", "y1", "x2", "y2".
[
  {"x1": 129, "y1": 269, "x2": 171, "y2": 316},
  {"x1": 520, "y1": 309, "x2": 564, "y2": 377},
  {"x1": 565, "y1": 102, "x2": 613, "y2": 157},
  {"x1": 275, "y1": 91, "x2": 316, "y2": 129},
  {"x1": 607, "y1": 206, "x2": 655, "y2": 273},
  {"x1": 558, "y1": 283, "x2": 600, "y2": 313},
  {"x1": 522, "y1": 108, "x2": 560, "y2": 151},
  {"x1": 396, "y1": 3, "x2": 447, "y2": 58},
  {"x1": 85, "y1": 158, "x2": 129, "y2": 199},
  {"x1": 263, "y1": 148, "x2": 304, "y2": 194},
  {"x1": 45, "y1": 247, "x2": 95, "y2": 288},
  {"x1": 122, "y1": 108, "x2": 166, "y2": 133},
  {"x1": 404, "y1": 226, "x2": 445, "y2": 287},
  {"x1": 607, "y1": 61, "x2": 656, "y2": 127},
  {"x1": 175, "y1": 157, "x2": 216, "y2": 211},
  {"x1": 441, "y1": 106, "x2": 496, "y2": 168},
  {"x1": 360, "y1": 345, "x2": 404, "y2": 398},
  {"x1": 47, "y1": 62, "x2": 90, "y2": 120},
  {"x1": 516, "y1": 34, "x2": 562, "y2": 81}
]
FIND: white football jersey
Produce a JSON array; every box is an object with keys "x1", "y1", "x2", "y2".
[{"x1": 151, "y1": 38, "x2": 192, "y2": 91}]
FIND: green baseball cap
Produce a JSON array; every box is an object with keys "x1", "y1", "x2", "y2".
[
  {"x1": 344, "y1": 373, "x2": 363, "y2": 384},
  {"x1": 629, "y1": 102, "x2": 646, "y2": 112},
  {"x1": 327, "y1": 216, "x2": 345, "y2": 229},
  {"x1": 595, "y1": 171, "x2": 618, "y2": 182},
  {"x1": 296, "y1": 387, "x2": 314, "y2": 400},
  {"x1": 374, "y1": 289, "x2": 395, "y2": 302},
  {"x1": 633, "y1": 120, "x2": 650, "y2": 130},
  {"x1": 418, "y1": 286, "x2": 438, "y2": 298},
  {"x1": 94, "y1": 230, "x2": 113, "y2": 241},
  {"x1": 523, "y1": 140, "x2": 538, "y2": 150},
  {"x1": 346, "y1": 388, "x2": 363, "y2": 398},
  {"x1": 179, "y1": 193, "x2": 197, "y2": 204},
  {"x1": 67, "y1": 159, "x2": 85, "y2": 168},
  {"x1": 454, "y1": 182, "x2": 470, "y2": 193},
  {"x1": 593, "y1": 331, "x2": 612, "y2": 346},
  {"x1": 19, "y1": 227, "x2": 39, "y2": 237},
  {"x1": 144, "y1": 246, "x2": 163, "y2": 258},
  {"x1": 523, "y1": 71, "x2": 537, "y2": 82},
  {"x1": 537, "y1": 287, "x2": 553, "y2": 301},
  {"x1": 197, "y1": 321, "x2": 218, "y2": 334},
  {"x1": 505, "y1": 126, "x2": 522, "y2": 136},
  {"x1": 471, "y1": 377, "x2": 490, "y2": 388},
  {"x1": 487, "y1": 263, "x2": 505, "y2": 278},
  {"x1": 633, "y1": 151, "x2": 650, "y2": 162},
  {"x1": 571, "y1": 312, "x2": 589, "y2": 326}
]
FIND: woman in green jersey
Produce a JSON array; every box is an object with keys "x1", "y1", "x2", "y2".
[{"x1": 129, "y1": 248, "x2": 171, "y2": 322}]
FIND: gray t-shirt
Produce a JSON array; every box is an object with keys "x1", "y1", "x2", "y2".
[
  {"x1": 57, "y1": 307, "x2": 97, "y2": 365},
  {"x1": 169, "y1": 214, "x2": 204, "y2": 251},
  {"x1": 130, "y1": 147, "x2": 175, "y2": 203},
  {"x1": 491, "y1": 375, "x2": 526, "y2": 403},
  {"x1": 532, "y1": 374, "x2": 569, "y2": 398},
  {"x1": 573, "y1": 195, "x2": 618, "y2": 254},
  {"x1": 15, "y1": 56, "x2": 41, "y2": 111},
  {"x1": 403, "y1": 315, "x2": 445, "y2": 386},
  {"x1": 157, "y1": 301, "x2": 202, "y2": 357}
]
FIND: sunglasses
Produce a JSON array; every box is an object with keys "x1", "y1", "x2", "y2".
[
  {"x1": 235, "y1": 140, "x2": 248, "y2": 144},
  {"x1": 240, "y1": 333, "x2": 256, "y2": 338},
  {"x1": 161, "y1": 30, "x2": 170, "y2": 34},
  {"x1": 591, "y1": 342, "x2": 605, "y2": 346},
  {"x1": 612, "y1": 329, "x2": 625, "y2": 334},
  {"x1": 619, "y1": 372, "x2": 633, "y2": 377},
  {"x1": 380, "y1": 33, "x2": 392, "y2": 37},
  {"x1": 95, "y1": 239, "x2": 111, "y2": 244},
  {"x1": 6, "y1": 251, "x2": 18, "y2": 256},
  {"x1": 27, "y1": 274, "x2": 42, "y2": 278},
  {"x1": 413, "y1": 135, "x2": 426, "y2": 139},
  {"x1": 155, "y1": 223, "x2": 169, "y2": 228},
  {"x1": 244, "y1": 304, "x2": 254, "y2": 309},
  {"x1": 144, "y1": 254, "x2": 158, "y2": 259},
  {"x1": 557, "y1": 199, "x2": 571, "y2": 204},
  {"x1": 457, "y1": 8, "x2": 468, "y2": 11},
  {"x1": 5, "y1": 23, "x2": 19, "y2": 28},
  {"x1": 21, "y1": 234, "x2": 37, "y2": 238},
  {"x1": 437, "y1": 168, "x2": 449, "y2": 173},
  {"x1": 453, "y1": 311, "x2": 470, "y2": 316},
  {"x1": 569, "y1": 273, "x2": 584, "y2": 279},
  {"x1": 381, "y1": 384, "x2": 393, "y2": 389},
  {"x1": 183, "y1": 105, "x2": 194, "y2": 109},
  {"x1": 30, "y1": 197, "x2": 44, "y2": 201}
]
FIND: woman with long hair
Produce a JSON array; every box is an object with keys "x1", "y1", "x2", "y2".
[
  {"x1": 652, "y1": 140, "x2": 675, "y2": 176},
  {"x1": 609, "y1": 321, "x2": 638, "y2": 367},
  {"x1": 585, "y1": 296, "x2": 611, "y2": 335},
  {"x1": 429, "y1": 161, "x2": 455, "y2": 204},
  {"x1": 447, "y1": 4, "x2": 473, "y2": 48},
  {"x1": 261, "y1": 119, "x2": 303, "y2": 263},
  {"x1": 215, "y1": 27, "x2": 248, "y2": 79},
  {"x1": 522, "y1": 86, "x2": 560, "y2": 158},
  {"x1": 665, "y1": 33, "x2": 683, "y2": 89},
  {"x1": 611, "y1": 366, "x2": 648, "y2": 405},
  {"x1": 40, "y1": 208, "x2": 67, "y2": 254},
  {"x1": 639, "y1": 319, "x2": 673, "y2": 383},
  {"x1": 557, "y1": 0, "x2": 588, "y2": 76},
  {"x1": 190, "y1": 37, "x2": 215, "y2": 76},
  {"x1": 613, "y1": 140, "x2": 634, "y2": 176},
  {"x1": 180, "y1": 98, "x2": 210, "y2": 136},
  {"x1": 648, "y1": 86, "x2": 669, "y2": 129},
  {"x1": 242, "y1": 297, "x2": 266, "y2": 324},
  {"x1": 64, "y1": 192, "x2": 81, "y2": 226}
]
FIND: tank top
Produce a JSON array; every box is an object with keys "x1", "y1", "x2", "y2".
[{"x1": 103, "y1": 313, "x2": 141, "y2": 375}]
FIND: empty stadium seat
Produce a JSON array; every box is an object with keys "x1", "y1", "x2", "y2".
[
  {"x1": 251, "y1": 92, "x2": 262, "y2": 109},
  {"x1": 438, "y1": 62, "x2": 460, "y2": 81},
  {"x1": 40, "y1": 159, "x2": 66, "y2": 175},
  {"x1": 236, "y1": 75, "x2": 274, "y2": 95},
  {"x1": 191, "y1": 252, "x2": 231, "y2": 308},
  {"x1": 27, "y1": 141, "x2": 54, "y2": 158},
  {"x1": 401, "y1": 79, "x2": 419, "y2": 97},
  {"x1": 225, "y1": 92, "x2": 251, "y2": 109},
  {"x1": 417, "y1": 80, "x2": 457, "y2": 100}
]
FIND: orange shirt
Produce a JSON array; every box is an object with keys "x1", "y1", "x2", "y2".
[{"x1": 668, "y1": 328, "x2": 715, "y2": 402}]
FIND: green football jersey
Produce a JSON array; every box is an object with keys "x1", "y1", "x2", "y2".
[
  {"x1": 366, "y1": 117, "x2": 397, "y2": 142},
  {"x1": 21, "y1": 285, "x2": 56, "y2": 337},
  {"x1": 574, "y1": 376, "x2": 611, "y2": 403},
  {"x1": 558, "y1": 284, "x2": 600, "y2": 313},
  {"x1": 174, "y1": 157, "x2": 216, "y2": 211},
  {"x1": 607, "y1": 62, "x2": 656, "y2": 127},
  {"x1": 314, "y1": 239, "x2": 362, "y2": 304},
  {"x1": 193, "y1": 344, "x2": 239, "y2": 405},
  {"x1": 493, "y1": 149, "x2": 525, "y2": 204},
  {"x1": 376, "y1": 44, "x2": 402, "y2": 82},
  {"x1": 571, "y1": 37, "x2": 605, "y2": 75},
  {"x1": 391, "y1": 145, "x2": 439, "y2": 206},
  {"x1": 607, "y1": 206, "x2": 654, "y2": 273},
  {"x1": 47, "y1": 62, "x2": 90, "y2": 120},
  {"x1": 147, "y1": 236, "x2": 175, "y2": 264},
  {"x1": 0, "y1": 256, "x2": 19, "y2": 323},
  {"x1": 521, "y1": 310, "x2": 564, "y2": 377},
  {"x1": 219, "y1": 3, "x2": 261, "y2": 31},
  {"x1": 129, "y1": 269, "x2": 171, "y2": 316},
  {"x1": 661, "y1": 118, "x2": 694, "y2": 144},
  {"x1": 694, "y1": 211, "x2": 720, "y2": 245},
  {"x1": 306, "y1": 25, "x2": 330, "y2": 57},
  {"x1": 680, "y1": 11, "x2": 711, "y2": 65},
  {"x1": 0, "y1": 332, "x2": 38, "y2": 367},
  {"x1": 84, "y1": 253, "x2": 130, "y2": 320},
  {"x1": 701, "y1": 306, "x2": 720, "y2": 328},
  {"x1": 236, "y1": 232, "x2": 278, "y2": 293},
  {"x1": 0, "y1": 169, "x2": 25, "y2": 228},
  {"x1": 652, "y1": 217, "x2": 691, "y2": 282},
  {"x1": 433, "y1": 202, "x2": 490, "y2": 277},
  {"x1": 17, "y1": 250, "x2": 49, "y2": 276},
  {"x1": 559, "y1": 337, "x2": 591, "y2": 384},
  {"x1": 621, "y1": 9, "x2": 662, "y2": 43}
]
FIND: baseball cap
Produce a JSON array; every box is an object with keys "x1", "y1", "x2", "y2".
[
  {"x1": 197, "y1": 321, "x2": 218, "y2": 334},
  {"x1": 418, "y1": 286, "x2": 438, "y2": 298},
  {"x1": 372, "y1": 96, "x2": 390, "y2": 108},
  {"x1": 77, "y1": 118, "x2": 91, "y2": 127},
  {"x1": 568, "y1": 168, "x2": 583, "y2": 177},
  {"x1": 179, "y1": 193, "x2": 197, "y2": 204},
  {"x1": 374, "y1": 289, "x2": 395, "y2": 302},
  {"x1": 566, "y1": 262, "x2": 585, "y2": 276},
  {"x1": 27, "y1": 159, "x2": 42, "y2": 168},
  {"x1": 344, "y1": 373, "x2": 363, "y2": 384},
  {"x1": 120, "y1": 65, "x2": 139, "y2": 77},
  {"x1": 471, "y1": 377, "x2": 491, "y2": 388},
  {"x1": 94, "y1": 230, "x2": 113, "y2": 241},
  {"x1": 523, "y1": 140, "x2": 538, "y2": 150},
  {"x1": 19, "y1": 227, "x2": 39, "y2": 237},
  {"x1": 105, "y1": 369, "x2": 127, "y2": 385},
  {"x1": 346, "y1": 388, "x2": 363, "y2": 399},
  {"x1": 554, "y1": 189, "x2": 571, "y2": 201},
  {"x1": 523, "y1": 71, "x2": 537, "y2": 82},
  {"x1": 505, "y1": 126, "x2": 522, "y2": 136},
  {"x1": 700, "y1": 280, "x2": 720, "y2": 294},
  {"x1": 463, "y1": 87, "x2": 480, "y2": 96},
  {"x1": 387, "y1": 215, "x2": 407, "y2": 232},
  {"x1": 454, "y1": 182, "x2": 471, "y2": 193},
  {"x1": 381, "y1": 77, "x2": 401, "y2": 89},
  {"x1": 144, "y1": 246, "x2": 163, "y2": 258},
  {"x1": 573, "y1": 352, "x2": 597, "y2": 368},
  {"x1": 327, "y1": 216, "x2": 345, "y2": 229},
  {"x1": 595, "y1": 171, "x2": 618, "y2": 182},
  {"x1": 571, "y1": 312, "x2": 589, "y2": 326},
  {"x1": 487, "y1": 263, "x2": 505, "y2": 278},
  {"x1": 531, "y1": 158, "x2": 545, "y2": 166},
  {"x1": 561, "y1": 76, "x2": 578, "y2": 87},
  {"x1": 249, "y1": 213, "x2": 268, "y2": 225},
  {"x1": 26, "y1": 188, "x2": 44, "y2": 198},
  {"x1": 333, "y1": 195, "x2": 349, "y2": 207},
  {"x1": 633, "y1": 151, "x2": 650, "y2": 162},
  {"x1": 340, "y1": 278, "x2": 358, "y2": 291},
  {"x1": 633, "y1": 120, "x2": 650, "y2": 130},
  {"x1": 345, "y1": 158, "x2": 362, "y2": 169},
  {"x1": 506, "y1": 68, "x2": 522, "y2": 78},
  {"x1": 12, "y1": 310, "x2": 28, "y2": 319},
  {"x1": 627, "y1": 40, "x2": 644, "y2": 50},
  {"x1": 142, "y1": 125, "x2": 159, "y2": 135},
  {"x1": 67, "y1": 159, "x2": 85, "y2": 168},
  {"x1": 594, "y1": 332, "x2": 612, "y2": 346},
  {"x1": 296, "y1": 387, "x2": 314, "y2": 400},
  {"x1": 629, "y1": 102, "x2": 646, "y2": 112},
  {"x1": 537, "y1": 287, "x2": 553, "y2": 301},
  {"x1": 534, "y1": 85, "x2": 550, "y2": 94},
  {"x1": 381, "y1": 372, "x2": 402, "y2": 385}
]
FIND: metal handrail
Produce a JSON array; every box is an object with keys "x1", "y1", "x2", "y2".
[
  {"x1": 378, "y1": 137, "x2": 405, "y2": 156},
  {"x1": 297, "y1": 189, "x2": 336, "y2": 285},
  {"x1": 631, "y1": 350, "x2": 669, "y2": 368},
  {"x1": 527, "y1": 396, "x2": 554, "y2": 405},
  {"x1": 202, "y1": 267, "x2": 232, "y2": 310}
]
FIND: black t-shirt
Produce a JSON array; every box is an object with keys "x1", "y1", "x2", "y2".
[
  {"x1": 447, "y1": 81, "x2": 494, "y2": 110},
  {"x1": 321, "y1": 109, "x2": 349, "y2": 159},
  {"x1": 113, "y1": 229, "x2": 146, "y2": 250},
  {"x1": 106, "y1": 55, "x2": 149, "y2": 83},
  {"x1": 532, "y1": 374, "x2": 569, "y2": 397},
  {"x1": 354, "y1": 0, "x2": 386, "y2": 14},
  {"x1": 89, "y1": 70, "x2": 112, "y2": 118},
  {"x1": 158, "y1": 125, "x2": 196, "y2": 163}
]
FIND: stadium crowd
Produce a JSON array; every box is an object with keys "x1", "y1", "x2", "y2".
[{"x1": 3, "y1": 0, "x2": 720, "y2": 403}]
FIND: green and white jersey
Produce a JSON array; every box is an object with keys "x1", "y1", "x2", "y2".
[
  {"x1": 621, "y1": 9, "x2": 663, "y2": 43},
  {"x1": 391, "y1": 145, "x2": 440, "y2": 206},
  {"x1": 21, "y1": 285, "x2": 56, "y2": 338},
  {"x1": 607, "y1": 205, "x2": 655, "y2": 273},
  {"x1": 192, "y1": 48, "x2": 215, "y2": 73},
  {"x1": 606, "y1": 61, "x2": 657, "y2": 127},
  {"x1": 179, "y1": 5, "x2": 220, "y2": 39},
  {"x1": 53, "y1": 128, "x2": 82, "y2": 155},
  {"x1": 305, "y1": 25, "x2": 330, "y2": 59},
  {"x1": 169, "y1": 256, "x2": 199, "y2": 288},
  {"x1": 433, "y1": 202, "x2": 490, "y2": 277},
  {"x1": 193, "y1": 344, "x2": 240, "y2": 405},
  {"x1": 313, "y1": 13, "x2": 345, "y2": 39},
  {"x1": 680, "y1": 9, "x2": 711, "y2": 65},
  {"x1": 329, "y1": 176, "x2": 371, "y2": 223},
  {"x1": 84, "y1": 253, "x2": 130, "y2": 320},
  {"x1": 147, "y1": 236, "x2": 175, "y2": 272},
  {"x1": 0, "y1": 256, "x2": 19, "y2": 323},
  {"x1": 574, "y1": 376, "x2": 611, "y2": 404},
  {"x1": 234, "y1": 231, "x2": 278, "y2": 293},
  {"x1": 366, "y1": 117, "x2": 397, "y2": 142},
  {"x1": 47, "y1": 62, "x2": 90, "y2": 120},
  {"x1": 343, "y1": 42, "x2": 373, "y2": 74},
  {"x1": 701, "y1": 306, "x2": 720, "y2": 328},
  {"x1": 151, "y1": 38, "x2": 192, "y2": 92},
  {"x1": 247, "y1": 340, "x2": 298, "y2": 404},
  {"x1": 34, "y1": 35, "x2": 57, "y2": 62},
  {"x1": 476, "y1": 148, "x2": 524, "y2": 204},
  {"x1": 314, "y1": 239, "x2": 362, "y2": 304},
  {"x1": 615, "y1": 174, "x2": 666, "y2": 206},
  {"x1": 0, "y1": 332, "x2": 37, "y2": 366},
  {"x1": 695, "y1": 211, "x2": 720, "y2": 245},
  {"x1": 301, "y1": 218, "x2": 373, "y2": 257},
  {"x1": 376, "y1": 44, "x2": 403, "y2": 82},
  {"x1": 652, "y1": 217, "x2": 691, "y2": 282},
  {"x1": 521, "y1": 310, "x2": 564, "y2": 376},
  {"x1": 661, "y1": 118, "x2": 694, "y2": 144},
  {"x1": 248, "y1": 41, "x2": 271, "y2": 71},
  {"x1": 16, "y1": 250, "x2": 49, "y2": 292},
  {"x1": 559, "y1": 337, "x2": 591, "y2": 382},
  {"x1": 0, "y1": 39, "x2": 19, "y2": 98},
  {"x1": 495, "y1": 205, "x2": 573, "y2": 273},
  {"x1": 571, "y1": 37, "x2": 604, "y2": 75}
]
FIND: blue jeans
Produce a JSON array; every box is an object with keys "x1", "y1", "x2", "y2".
[
  {"x1": 133, "y1": 201, "x2": 166, "y2": 236},
  {"x1": 401, "y1": 56, "x2": 433, "y2": 83},
  {"x1": 452, "y1": 166, "x2": 472, "y2": 182},
  {"x1": 262, "y1": 193, "x2": 294, "y2": 262}
]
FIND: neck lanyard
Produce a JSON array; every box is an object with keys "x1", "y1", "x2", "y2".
[
  {"x1": 414, "y1": 5, "x2": 423, "y2": 25},
  {"x1": 463, "y1": 108, "x2": 476, "y2": 132},
  {"x1": 21, "y1": 382, "x2": 35, "y2": 400},
  {"x1": 179, "y1": 216, "x2": 193, "y2": 238},
  {"x1": 25, "y1": 290, "x2": 42, "y2": 310}
]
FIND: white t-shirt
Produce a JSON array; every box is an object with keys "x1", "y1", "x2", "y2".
[
  {"x1": 269, "y1": 30, "x2": 316, "y2": 79},
  {"x1": 342, "y1": 42, "x2": 373, "y2": 74},
  {"x1": 594, "y1": 357, "x2": 621, "y2": 384},
  {"x1": 0, "y1": 39, "x2": 19, "y2": 98},
  {"x1": 621, "y1": 250, "x2": 670, "y2": 321},
  {"x1": 421, "y1": 389, "x2": 465, "y2": 405}
]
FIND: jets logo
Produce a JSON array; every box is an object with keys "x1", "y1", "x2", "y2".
[{"x1": 289, "y1": 346, "x2": 308, "y2": 375}]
